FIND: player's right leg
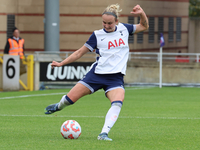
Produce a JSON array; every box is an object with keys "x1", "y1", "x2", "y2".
[{"x1": 45, "y1": 83, "x2": 91, "y2": 114}]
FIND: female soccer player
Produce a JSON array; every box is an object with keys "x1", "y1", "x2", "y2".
[{"x1": 45, "y1": 4, "x2": 149, "y2": 141}]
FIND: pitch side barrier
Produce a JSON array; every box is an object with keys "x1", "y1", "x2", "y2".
[
  {"x1": 34, "y1": 51, "x2": 200, "y2": 90},
  {"x1": 2, "y1": 52, "x2": 199, "y2": 91},
  {"x1": 0, "y1": 54, "x2": 34, "y2": 91}
]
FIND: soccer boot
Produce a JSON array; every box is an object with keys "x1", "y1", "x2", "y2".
[
  {"x1": 45, "y1": 103, "x2": 60, "y2": 114},
  {"x1": 97, "y1": 133, "x2": 112, "y2": 141}
]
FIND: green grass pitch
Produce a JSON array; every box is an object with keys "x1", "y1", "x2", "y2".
[{"x1": 0, "y1": 87, "x2": 200, "y2": 150}]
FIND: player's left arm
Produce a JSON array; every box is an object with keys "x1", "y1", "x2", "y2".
[{"x1": 131, "y1": 5, "x2": 149, "y2": 34}]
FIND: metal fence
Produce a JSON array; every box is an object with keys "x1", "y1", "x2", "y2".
[
  {"x1": 128, "y1": 52, "x2": 200, "y2": 63},
  {"x1": 34, "y1": 51, "x2": 200, "y2": 63}
]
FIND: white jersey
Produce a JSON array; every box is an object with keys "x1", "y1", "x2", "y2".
[{"x1": 84, "y1": 23, "x2": 136, "y2": 75}]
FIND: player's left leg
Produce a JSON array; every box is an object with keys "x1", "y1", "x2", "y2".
[
  {"x1": 45, "y1": 83, "x2": 91, "y2": 114},
  {"x1": 98, "y1": 88, "x2": 125, "y2": 141}
]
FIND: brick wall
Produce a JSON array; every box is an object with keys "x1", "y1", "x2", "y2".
[{"x1": 0, "y1": 0, "x2": 190, "y2": 54}]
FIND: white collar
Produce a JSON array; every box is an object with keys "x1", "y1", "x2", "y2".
[{"x1": 13, "y1": 36, "x2": 19, "y2": 41}]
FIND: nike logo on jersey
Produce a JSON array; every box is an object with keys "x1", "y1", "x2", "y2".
[
  {"x1": 108, "y1": 38, "x2": 125, "y2": 49},
  {"x1": 101, "y1": 37, "x2": 106, "y2": 41}
]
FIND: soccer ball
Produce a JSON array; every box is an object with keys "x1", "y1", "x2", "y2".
[{"x1": 60, "y1": 120, "x2": 81, "y2": 139}]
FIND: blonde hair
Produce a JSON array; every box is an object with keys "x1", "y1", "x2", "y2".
[{"x1": 102, "y1": 4, "x2": 122, "y2": 20}]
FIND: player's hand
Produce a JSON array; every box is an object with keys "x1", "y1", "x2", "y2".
[
  {"x1": 51, "y1": 61, "x2": 62, "y2": 69},
  {"x1": 130, "y1": 5, "x2": 144, "y2": 16}
]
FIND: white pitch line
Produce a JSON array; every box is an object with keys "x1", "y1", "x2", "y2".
[
  {"x1": 125, "y1": 87, "x2": 154, "y2": 90},
  {"x1": 0, "y1": 87, "x2": 153, "y2": 100},
  {"x1": 0, "y1": 114, "x2": 199, "y2": 120},
  {"x1": 0, "y1": 92, "x2": 67, "y2": 100}
]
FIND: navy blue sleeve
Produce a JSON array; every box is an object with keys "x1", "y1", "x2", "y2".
[
  {"x1": 84, "y1": 32, "x2": 97, "y2": 52},
  {"x1": 122, "y1": 23, "x2": 136, "y2": 35}
]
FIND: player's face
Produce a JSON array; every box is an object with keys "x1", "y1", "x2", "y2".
[{"x1": 102, "y1": 14, "x2": 118, "y2": 32}]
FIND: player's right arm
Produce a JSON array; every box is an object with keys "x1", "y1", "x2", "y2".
[{"x1": 51, "y1": 45, "x2": 89, "y2": 68}]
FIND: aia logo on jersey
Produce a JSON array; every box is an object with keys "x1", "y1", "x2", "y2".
[{"x1": 108, "y1": 38, "x2": 125, "y2": 49}]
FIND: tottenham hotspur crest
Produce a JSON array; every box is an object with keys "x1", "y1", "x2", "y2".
[{"x1": 119, "y1": 31, "x2": 123, "y2": 36}]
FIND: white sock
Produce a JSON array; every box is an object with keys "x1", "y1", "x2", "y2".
[
  {"x1": 58, "y1": 95, "x2": 74, "y2": 110},
  {"x1": 101, "y1": 101, "x2": 122, "y2": 134}
]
